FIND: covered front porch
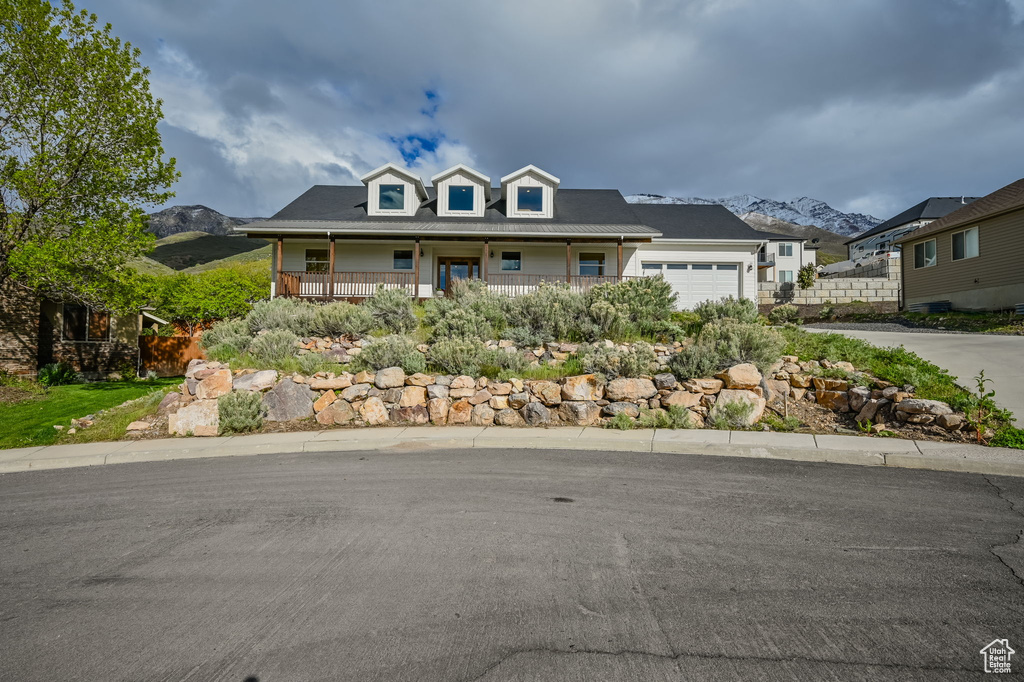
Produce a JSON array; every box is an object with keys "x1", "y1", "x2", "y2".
[{"x1": 270, "y1": 234, "x2": 648, "y2": 300}]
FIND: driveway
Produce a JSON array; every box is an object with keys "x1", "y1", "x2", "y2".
[
  {"x1": 2, "y1": 448, "x2": 1023, "y2": 680},
  {"x1": 807, "y1": 327, "x2": 1024, "y2": 426}
]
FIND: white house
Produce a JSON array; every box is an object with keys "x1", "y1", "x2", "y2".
[
  {"x1": 755, "y1": 233, "x2": 816, "y2": 283},
  {"x1": 236, "y1": 163, "x2": 778, "y2": 310}
]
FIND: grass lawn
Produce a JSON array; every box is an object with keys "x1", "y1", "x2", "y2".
[{"x1": 0, "y1": 379, "x2": 179, "y2": 450}]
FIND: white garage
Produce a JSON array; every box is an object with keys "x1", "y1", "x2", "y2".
[{"x1": 640, "y1": 262, "x2": 741, "y2": 310}]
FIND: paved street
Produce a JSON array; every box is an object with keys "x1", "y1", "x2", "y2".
[
  {"x1": 807, "y1": 328, "x2": 1024, "y2": 426},
  {"x1": 2, "y1": 447, "x2": 1023, "y2": 681}
]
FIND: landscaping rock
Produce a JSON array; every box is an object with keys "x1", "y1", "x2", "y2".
[
  {"x1": 340, "y1": 384, "x2": 371, "y2": 402},
  {"x1": 375, "y1": 367, "x2": 405, "y2": 389},
  {"x1": 308, "y1": 374, "x2": 351, "y2": 391},
  {"x1": 603, "y1": 402, "x2": 640, "y2": 418},
  {"x1": 126, "y1": 421, "x2": 150, "y2": 432},
  {"x1": 313, "y1": 390, "x2": 337, "y2": 413},
  {"x1": 848, "y1": 386, "x2": 871, "y2": 413},
  {"x1": 937, "y1": 413, "x2": 963, "y2": 430},
  {"x1": 855, "y1": 399, "x2": 882, "y2": 424},
  {"x1": 716, "y1": 364, "x2": 762, "y2": 390},
  {"x1": 427, "y1": 398, "x2": 450, "y2": 425},
  {"x1": 359, "y1": 397, "x2": 389, "y2": 425},
  {"x1": 448, "y1": 400, "x2": 472, "y2": 424},
  {"x1": 469, "y1": 389, "x2": 492, "y2": 406},
  {"x1": 169, "y1": 399, "x2": 219, "y2": 436},
  {"x1": 508, "y1": 392, "x2": 530, "y2": 409},
  {"x1": 791, "y1": 388, "x2": 807, "y2": 401},
  {"x1": 450, "y1": 386, "x2": 476, "y2": 399},
  {"x1": 489, "y1": 395, "x2": 509, "y2": 410},
  {"x1": 426, "y1": 383, "x2": 449, "y2": 400},
  {"x1": 157, "y1": 392, "x2": 181, "y2": 414},
  {"x1": 233, "y1": 370, "x2": 279, "y2": 392},
  {"x1": 653, "y1": 373, "x2": 676, "y2": 390},
  {"x1": 451, "y1": 375, "x2": 476, "y2": 390},
  {"x1": 895, "y1": 399, "x2": 953, "y2": 416},
  {"x1": 321, "y1": 349, "x2": 350, "y2": 364},
  {"x1": 184, "y1": 359, "x2": 206, "y2": 379},
  {"x1": 354, "y1": 370, "x2": 374, "y2": 384},
  {"x1": 882, "y1": 386, "x2": 900, "y2": 399},
  {"x1": 382, "y1": 388, "x2": 404, "y2": 404},
  {"x1": 817, "y1": 390, "x2": 850, "y2": 413},
  {"x1": 521, "y1": 402, "x2": 552, "y2": 426},
  {"x1": 709, "y1": 389, "x2": 766, "y2": 426},
  {"x1": 528, "y1": 381, "x2": 562, "y2": 406},
  {"x1": 264, "y1": 379, "x2": 315, "y2": 422},
  {"x1": 406, "y1": 373, "x2": 434, "y2": 387},
  {"x1": 390, "y1": 405, "x2": 429, "y2": 424},
  {"x1": 470, "y1": 403, "x2": 495, "y2": 426},
  {"x1": 683, "y1": 378, "x2": 725, "y2": 394},
  {"x1": 661, "y1": 390, "x2": 701, "y2": 409},
  {"x1": 183, "y1": 378, "x2": 198, "y2": 396},
  {"x1": 195, "y1": 369, "x2": 233, "y2": 400},
  {"x1": 561, "y1": 374, "x2": 604, "y2": 401},
  {"x1": 904, "y1": 413, "x2": 935, "y2": 425},
  {"x1": 605, "y1": 378, "x2": 658, "y2": 401},
  {"x1": 558, "y1": 400, "x2": 601, "y2": 426},
  {"x1": 435, "y1": 375, "x2": 453, "y2": 387},
  {"x1": 488, "y1": 382, "x2": 512, "y2": 396},
  {"x1": 316, "y1": 400, "x2": 356, "y2": 425},
  {"x1": 834, "y1": 361, "x2": 856, "y2": 373},
  {"x1": 494, "y1": 408, "x2": 525, "y2": 426},
  {"x1": 789, "y1": 374, "x2": 812, "y2": 388},
  {"x1": 812, "y1": 377, "x2": 848, "y2": 392},
  {"x1": 399, "y1": 386, "x2": 428, "y2": 408}
]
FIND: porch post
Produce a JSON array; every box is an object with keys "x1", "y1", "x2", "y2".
[
  {"x1": 276, "y1": 236, "x2": 284, "y2": 298},
  {"x1": 413, "y1": 237, "x2": 421, "y2": 300},
  {"x1": 482, "y1": 239, "x2": 489, "y2": 283},
  {"x1": 617, "y1": 238, "x2": 624, "y2": 280},
  {"x1": 327, "y1": 235, "x2": 336, "y2": 301},
  {"x1": 566, "y1": 240, "x2": 572, "y2": 285}
]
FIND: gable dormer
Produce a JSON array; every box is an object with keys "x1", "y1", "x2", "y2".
[
  {"x1": 500, "y1": 165, "x2": 560, "y2": 219},
  {"x1": 430, "y1": 164, "x2": 491, "y2": 218},
  {"x1": 360, "y1": 163, "x2": 428, "y2": 217}
]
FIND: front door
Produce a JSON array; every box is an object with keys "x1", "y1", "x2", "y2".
[{"x1": 436, "y1": 257, "x2": 480, "y2": 294}]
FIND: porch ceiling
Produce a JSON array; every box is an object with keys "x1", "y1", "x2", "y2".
[{"x1": 239, "y1": 220, "x2": 659, "y2": 239}]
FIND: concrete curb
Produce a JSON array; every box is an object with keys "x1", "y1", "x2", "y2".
[{"x1": 1, "y1": 427, "x2": 1021, "y2": 477}]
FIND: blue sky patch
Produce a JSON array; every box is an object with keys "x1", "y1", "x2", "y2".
[{"x1": 390, "y1": 132, "x2": 445, "y2": 165}]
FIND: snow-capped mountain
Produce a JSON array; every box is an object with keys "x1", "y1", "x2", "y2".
[{"x1": 625, "y1": 193, "x2": 880, "y2": 237}]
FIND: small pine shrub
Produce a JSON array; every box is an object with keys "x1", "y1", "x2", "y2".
[
  {"x1": 246, "y1": 298, "x2": 315, "y2": 336},
  {"x1": 427, "y1": 338, "x2": 491, "y2": 376},
  {"x1": 218, "y1": 390, "x2": 265, "y2": 434},
  {"x1": 365, "y1": 288, "x2": 417, "y2": 334},
  {"x1": 693, "y1": 296, "x2": 760, "y2": 326},
  {"x1": 37, "y1": 362, "x2": 79, "y2": 387},
  {"x1": 310, "y1": 302, "x2": 374, "y2": 337},
  {"x1": 768, "y1": 304, "x2": 801, "y2": 326},
  {"x1": 797, "y1": 263, "x2": 816, "y2": 289},
  {"x1": 707, "y1": 399, "x2": 756, "y2": 430},
  {"x1": 201, "y1": 318, "x2": 251, "y2": 353},
  {"x1": 352, "y1": 335, "x2": 426, "y2": 374},
  {"x1": 249, "y1": 329, "x2": 300, "y2": 364},
  {"x1": 604, "y1": 412, "x2": 635, "y2": 430}
]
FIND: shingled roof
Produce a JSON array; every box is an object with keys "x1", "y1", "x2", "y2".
[
  {"x1": 895, "y1": 178, "x2": 1024, "y2": 245},
  {"x1": 846, "y1": 197, "x2": 979, "y2": 245}
]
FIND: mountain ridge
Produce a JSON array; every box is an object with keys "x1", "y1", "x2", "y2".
[{"x1": 146, "y1": 205, "x2": 265, "y2": 239}]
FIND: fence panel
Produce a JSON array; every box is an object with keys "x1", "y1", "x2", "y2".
[{"x1": 139, "y1": 336, "x2": 205, "y2": 377}]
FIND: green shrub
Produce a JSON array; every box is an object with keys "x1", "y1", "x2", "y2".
[
  {"x1": 246, "y1": 298, "x2": 315, "y2": 336},
  {"x1": 665, "y1": 405, "x2": 694, "y2": 429},
  {"x1": 797, "y1": 263, "x2": 816, "y2": 289},
  {"x1": 578, "y1": 343, "x2": 657, "y2": 379},
  {"x1": 429, "y1": 306, "x2": 494, "y2": 342},
  {"x1": 768, "y1": 304, "x2": 801, "y2": 325},
  {"x1": 637, "y1": 407, "x2": 671, "y2": 429},
  {"x1": 588, "y1": 300, "x2": 624, "y2": 338},
  {"x1": 693, "y1": 296, "x2": 760, "y2": 326},
  {"x1": 37, "y1": 362, "x2": 79, "y2": 387},
  {"x1": 707, "y1": 399, "x2": 755, "y2": 430},
  {"x1": 670, "y1": 321, "x2": 784, "y2": 377},
  {"x1": 352, "y1": 335, "x2": 426, "y2": 374},
  {"x1": 365, "y1": 288, "x2": 417, "y2": 334},
  {"x1": 218, "y1": 390, "x2": 265, "y2": 434},
  {"x1": 482, "y1": 347, "x2": 529, "y2": 377},
  {"x1": 504, "y1": 326, "x2": 546, "y2": 348},
  {"x1": 667, "y1": 343, "x2": 721, "y2": 380},
  {"x1": 249, "y1": 329, "x2": 300, "y2": 364},
  {"x1": 604, "y1": 412, "x2": 634, "y2": 430},
  {"x1": 991, "y1": 426, "x2": 1024, "y2": 450},
  {"x1": 819, "y1": 299, "x2": 835, "y2": 320},
  {"x1": 588, "y1": 275, "x2": 676, "y2": 335},
  {"x1": 760, "y1": 413, "x2": 801, "y2": 432},
  {"x1": 200, "y1": 318, "x2": 251, "y2": 353},
  {"x1": 427, "y1": 338, "x2": 490, "y2": 376},
  {"x1": 503, "y1": 283, "x2": 590, "y2": 342},
  {"x1": 310, "y1": 302, "x2": 374, "y2": 337},
  {"x1": 297, "y1": 352, "x2": 339, "y2": 376},
  {"x1": 206, "y1": 342, "x2": 242, "y2": 364}
]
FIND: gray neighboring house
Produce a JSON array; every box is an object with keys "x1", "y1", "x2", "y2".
[{"x1": 846, "y1": 197, "x2": 979, "y2": 260}]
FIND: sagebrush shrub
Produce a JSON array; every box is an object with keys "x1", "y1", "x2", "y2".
[
  {"x1": 200, "y1": 318, "x2": 251, "y2": 353},
  {"x1": 429, "y1": 306, "x2": 494, "y2": 342},
  {"x1": 365, "y1": 288, "x2": 417, "y2": 334},
  {"x1": 693, "y1": 296, "x2": 760, "y2": 326},
  {"x1": 503, "y1": 283, "x2": 591, "y2": 342},
  {"x1": 674, "y1": 321, "x2": 783, "y2": 375},
  {"x1": 768, "y1": 304, "x2": 801, "y2": 325},
  {"x1": 206, "y1": 341, "x2": 244, "y2": 364},
  {"x1": 707, "y1": 398, "x2": 756, "y2": 430},
  {"x1": 588, "y1": 300, "x2": 624, "y2": 338},
  {"x1": 297, "y1": 352, "x2": 339, "y2": 375},
  {"x1": 427, "y1": 338, "x2": 491, "y2": 376},
  {"x1": 246, "y1": 298, "x2": 315, "y2": 336},
  {"x1": 249, "y1": 329, "x2": 300, "y2": 364},
  {"x1": 310, "y1": 302, "x2": 374, "y2": 337},
  {"x1": 504, "y1": 326, "x2": 546, "y2": 348},
  {"x1": 352, "y1": 335, "x2": 426, "y2": 374},
  {"x1": 218, "y1": 390, "x2": 265, "y2": 434},
  {"x1": 588, "y1": 275, "x2": 676, "y2": 335},
  {"x1": 579, "y1": 342, "x2": 657, "y2": 379}
]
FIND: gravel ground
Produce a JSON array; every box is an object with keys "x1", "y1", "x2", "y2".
[{"x1": 804, "y1": 321, "x2": 971, "y2": 334}]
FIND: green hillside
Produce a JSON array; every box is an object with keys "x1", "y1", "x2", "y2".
[
  {"x1": 148, "y1": 232, "x2": 269, "y2": 270},
  {"x1": 185, "y1": 244, "x2": 272, "y2": 273}
]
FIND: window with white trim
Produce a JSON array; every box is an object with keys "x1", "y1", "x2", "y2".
[
  {"x1": 500, "y1": 251, "x2": 521, "y2": 271},
  {"x1": 379, "y1": 184, "x2": 405, "y2": 211},
  {"x1": 393, "y1": 250, "x2": 413, "y2": 270},
  {"x1": 305, "y1": 249, "x2": 329, "y2": 273},
  {"x1": 914, "y1": 239, "x2": 936, "y2": 268},
  {"x1": 517, "y1": 186, "x2": 543, "y2": 212},
  {"x1": 579, "y1": 253, "x2": 605, "y2": 276},
  {"x1": 777, "y1": 242, "x2": 793, "y2": 257},
  {"x1": 952, "y1": 227, "x2": 979, "y2": 261},
  {"x1": 779, "y1": 270, "x2": 794, "y2": 283},
  {"x1": 448, "y1": 185, "x2": 474, "y2": 212}
]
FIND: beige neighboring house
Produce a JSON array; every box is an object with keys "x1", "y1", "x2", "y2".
[{"x1": 897, "y1": 177, "x2": 1024, "y2": 311}]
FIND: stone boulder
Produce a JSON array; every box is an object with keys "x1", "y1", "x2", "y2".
[
  {"x1": 234, "y1": 370, "x2": 279, "y2": 392},
  {"x1": 561, "y1": 374, "x2": 604, "y2": 401},
  {"x1": 521, "y1": 402, "x2": 552, "y2": 426},
  {"x1": 848, "y1": 386, "x2": 871, "y2": 413},
  {"x1": 340, "y1": 384, "x2": 371, "y2": 402},
  {"x1": 709, "y1": 389, "x2": 766, "y2": 427},
  {"x1": 316, "y1": 400, "x2": 356, "y2": 426},
  {"x1": 682, "y1": 378, "x2": 724, "y2": 394},
  {"x1": 428, "y1": 398, "x2": 450, "y2": 425},
  {"x1": 451, "y1": 375, "x2": 476, "y2": 389},
  {"x1": 308, "y1": 374, "x2": 352, "y2": 391},
  {"x1": 652, "y1": 373, "x2": 677, "y2": 390},
  {"x1": 508, "y1": 392, "x2": 530, "y2": 409},
  {"x1": 470, "y1": 403, "x2": 495, "y2": 426},
  {"x1": 406, "y1": 373, "x2": 434, "y2": 387},
  {"x1": 494, "y1": 408, "x2": 526, "y2": 426},
  {"x1": 399, "y1": 386, "x2": 428, "y2": 408},
  {"x1": 469, "y1": 389, "x2": 492, "y2": 406},
  {"x1": 528, "y1": 381, "x2": 562, "y2": 406},
  {"x1": 764, "y1": 379, "x2": 792, "y2": 402},
  {"x1": 558, "y1": 401, "x2": 601, "y2": 426},
  {"x1": 390, "y1": 405, "x2": 429, "y2": 424},
  {"x1": 894, "y1": 399, "x2": 953, "y2": 416},
  {"x1": 603, "y1": 402, "x2": 640, "y2": 418},
  {"x1": 427, "y1": 384, "x2": 450, "y2": 400},
  {"x1": 605, "y1": 378, "x2": 658, "y2": 402},
  {"x1": 855, "y1": 399, "x2": 883, "y2": 424},
  {"x1": 375, "y1": 367, "x2": 405, "y2": 389},
  {"x1": 789, "y1": 374, "x2": 812, "y2": 388},
  {"x1": 716, "y1": 364, "x2": 762, "y2": 390},
  {"x1": 448, "y1": 400, "x2": 472, "y2": 424},
  {"x1": 313, "y1": 390, "x2": 337, "y2": 413},
  {"x1": 937, "y1": 414, "x2": 963, "y2": 431},
  {"x1": 168, "y1": 399, "x2": 219, "y2": 436},
  {"x1": 263, "y1": 379, "x2": 314, "y2": 422},
  {"x1": 157, "y1": 392, "x2": 181, "y2": 414},
  {"x1": 661, "y1": 390, "x2": 701, "y2": 409},
  {"x1": 489, "y1": 395, "x2": 509, "y2": 410},
  {"x1": 195, "y1": 369, "x2": 232, "y2": 400},
  {"x1": 488, "y1": 382, "x2": 513, "y2": 396},
  {"x1": 359, "y1": 397, "x2": 389, "y2": 425},
  {"x1": 816, "y1": 390, "x2": 850, "y2": 413},
  {"x1": 812, "y1": 377, "x2": 848, "y2": 392},
  {"x1": 354, "y1": 370, "x2": 375, "y2": 385}
]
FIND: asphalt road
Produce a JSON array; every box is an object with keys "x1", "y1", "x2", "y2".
[
  {"x1": 806, "y1": 327, "x2": 1024, "y2": 427},
  {"x1": 2, "y1": 448, "x2": 1023, "y2": 681}
]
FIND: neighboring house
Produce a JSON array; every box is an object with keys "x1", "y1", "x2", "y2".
[
  {"x1": 0, "y1": 281, "x2": 153, "y2": 378},
  {"x1": 846, "y1": 196, "x2": 979, "y2": 261},
  {"x1": 236, "y1": 163, "x2": 778, "y2": 310},
  {"x1": 754, "y1": 233, "x2": 816, "y2": 283},
  {"x1": 897, "y1": 178, "x2": 1024, "y2": 311}
]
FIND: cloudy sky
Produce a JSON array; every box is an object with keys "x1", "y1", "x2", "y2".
[{"x1": 85, "y1": 0, "x2": 1024, "y2": 221}]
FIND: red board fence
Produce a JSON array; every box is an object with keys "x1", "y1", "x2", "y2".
[{"x1": 139, "y1": 336, "x2": 205, "y2": 377}]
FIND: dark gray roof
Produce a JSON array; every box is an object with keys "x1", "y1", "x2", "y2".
[
  {"x1": 627, "y1": 204, "x2": 770, "y2": 241},
  {"x1": 845, "y1": 197, "x2": 980, "y2": 244}
]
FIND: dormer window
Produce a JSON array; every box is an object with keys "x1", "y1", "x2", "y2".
[
  {"x1": 379, "y1": 184, "x2": 405, "y2": 211},
  {"x1": 448, "y1": 185, "x2": 474, "y2": 212},
  {"x1": 517, "y1": 186, "x2": 543, "y2": 212}
]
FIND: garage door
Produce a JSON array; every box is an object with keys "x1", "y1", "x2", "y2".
[{"x1": 641, "y1": 262, "x2": 740, "y2": 310}]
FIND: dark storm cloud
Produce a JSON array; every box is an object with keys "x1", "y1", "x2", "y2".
[{"x1": 85, "y1": 0, "x2": 1024, "y2": 220}]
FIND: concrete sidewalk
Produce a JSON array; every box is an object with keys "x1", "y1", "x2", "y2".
[{"x1": 1, "y1": 427, "x2": 1022, "y2": 477}]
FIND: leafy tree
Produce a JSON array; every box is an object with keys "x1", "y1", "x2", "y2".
[
  {"x1": 797, "y1": 263, "x2": 816, "y2": 289},
  {"x1": 156, "y1": 263, "x2": 270, "y2": 335},
  {"x1": 0, "y1": 0, "x2": 178, "y2": 312}
]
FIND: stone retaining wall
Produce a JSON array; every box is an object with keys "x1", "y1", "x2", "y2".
[{"x1": 758, "y1": 277, "x2": 899, "y2": 316}]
